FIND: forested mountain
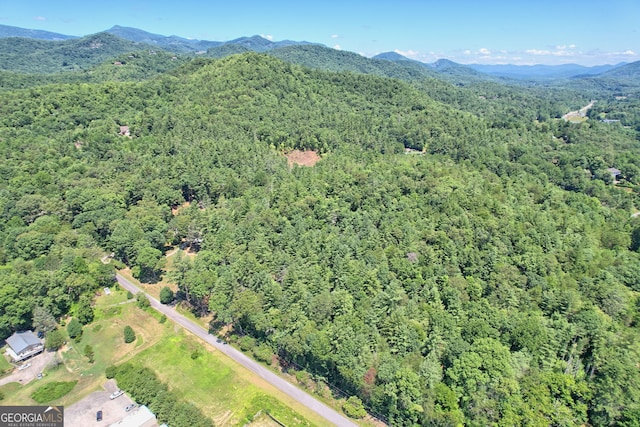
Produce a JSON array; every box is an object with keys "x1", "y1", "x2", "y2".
[
  {"x1": 204, "y1": 44, "x2": 252, "y2": 59},
  {"x1": 0, "y1": 24, "x2": 77, "y2": 40},
  {"x1": 105, "y1": 26, "x2": 317, "y2": 53},
  {"x1": 0, "y1": 32, "x2": 155, "y2": 73},
  {"x1": 373, "y1": 52, "x2": 495, "y2": 83},
  {"x1": 558, "y1": 62, "x2": 640, "y2": 99},
  {"x1": 105, "y1": 25, "x2": 222, "y2": 52},
  {"x1": 1, "y1": 46, "x2": 640, "y2": 427},
  {"x1": 267, "y1": 44, "x2": 439, "y2": 81},
  {"x1": 600, "y1": 60, "x2": 640, "y2": 79}
]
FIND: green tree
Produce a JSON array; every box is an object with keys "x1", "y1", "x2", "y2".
[
  {"x1": 619, "y1": 407, "x2": 640, "y2": 427},
  {"x1": 343, "y1": 395, "x2": 367, "y2": 419},
  {"x1": 76, "y1": 294, "x2": 95, "y2": 325},
  {"x1": 124, "y1": 325, "x2": 136, "y2": 343},
  {"x1": 32, "y1": 306, "x2": 57, "y2": 335},
  {"x1": 45, "y1": 329, "x2": 64, "y2": 350},
  {"x1": 84, "y1": 344, "x2": 94, "y2": 363},
  {"x1": 67, "y1": 318, "x2": 82, "y2": 341},
  {"x1": 136, "y1": 293, "x2": 150, "y2": 309},
  {"x1": 133, "y1": 244, "x2": 166, "y2": 281},
  {"x1": 159, "y1": 287, "x2": 174, "y2": 304},
  {"x1": 631, "y1": 227, "x2": 640, "y2": 252}
]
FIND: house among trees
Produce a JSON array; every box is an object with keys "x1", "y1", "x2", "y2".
[
  {"x1": 607, "y1": 167, "x2": 622, "y2": 182},
  {"x1": 119, "y1": 126, "x2": 130, "y2": 136},
  {"x1": 5, "y1": 331, "x2": 44, "y2": 362}
]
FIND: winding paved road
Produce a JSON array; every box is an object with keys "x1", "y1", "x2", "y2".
[{"x1": 115, "y1": 273, "x2": 360, "y2": 427}]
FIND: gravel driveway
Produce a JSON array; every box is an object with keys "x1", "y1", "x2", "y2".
[
  {"x1": 64, "y1": 379, "x2": 136, "y2": 427},
  {"x1": 0, "y1": 350, "x2": 56, "y2": 386}
]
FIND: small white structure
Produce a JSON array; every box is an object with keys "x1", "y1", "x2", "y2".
[
  {"x1": 5, "y1": 331, "x2": 44, "y2": 362},
  {"x1": 109, "y1": 405, "x2": 157, "y2": 427}
]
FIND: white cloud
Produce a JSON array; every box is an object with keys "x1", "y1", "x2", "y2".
[
  {"x1": 334, "y1": 44, "x2": 341, "y2": 50},
  {"x1": 34, "y1": 16, "x2": 46, "y2": 21},
  {"x1": 260, "y1": 34, "x2": 273, "y2": 41},
  {"x1": 331, "y1": 34, "x2": 339, "y2": 38},
  {"x1": 527, "y1": 46, "x2": 577, "y2": 57},
  {"x1": 394, "y1": 49, "x2": 419, "y2": 58},
  {"x1": 451, "y1": 44, "x2": 636, "y2": 66},
  {"x1": 526, "y1": 49, "x2": 551, "y2": 55}
]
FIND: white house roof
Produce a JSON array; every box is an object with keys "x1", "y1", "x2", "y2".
[
  {"x1": 6, "y1": 331, "x2": 41, "y2": 354},
  {"x1": 108, "y1": 405, "x2": 157, "y2": 427}
]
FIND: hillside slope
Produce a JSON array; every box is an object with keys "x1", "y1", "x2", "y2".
[
  {"x1": 0, "y1": 32, "x2": 155, "y2": 73},
  {"x1": 0, "y1": 53, "x2": 639, "y2": 426},
  {"x1": 0, "y1": 24, "x2": 76, "y2": 40}
]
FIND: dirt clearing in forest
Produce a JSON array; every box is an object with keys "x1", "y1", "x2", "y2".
[{"x1": 285, "y1": 150, "x2": 321, "y2": 167}]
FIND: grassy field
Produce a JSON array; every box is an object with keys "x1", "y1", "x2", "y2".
[
  {"x1": 131, "y1": 330, "x2": 321, "y2": 426},
  {"x1": 0, "y1": 283, "x2": 326, "y2": 426},
  {"x1": 0, "y1": 353, "x2": 12, "y2": 374}
]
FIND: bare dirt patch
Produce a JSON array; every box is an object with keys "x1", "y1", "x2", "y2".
[
  {"x1": 285, "y1": 150, "x2": 321, "y2": 167},
  {"x1": 248, "y1": 412, "x2": 282, "y2": 427},
  {"x1": 171, "y1": 201, "x2": 191, "y2": 216}
]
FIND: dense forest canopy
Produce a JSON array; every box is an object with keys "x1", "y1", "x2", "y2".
[{"x1": 1, "y1": 36, "x2": 640, "y2": 426}]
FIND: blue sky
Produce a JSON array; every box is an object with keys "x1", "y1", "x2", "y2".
[{"x1": 1, "y1": 0, "x2": 638, "y2": 65}]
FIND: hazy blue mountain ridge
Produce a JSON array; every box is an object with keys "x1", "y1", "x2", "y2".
[
  {"x1": 468, "y1": 62, "x2": 624, "y2": 80},
  {"x1": 0, "y1": 24, "x2": 77, "y2": 40}
]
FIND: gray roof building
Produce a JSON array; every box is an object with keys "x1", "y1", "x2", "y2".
[{"x1": 5, "y1": 331, "x2": 44, "y2": 362}]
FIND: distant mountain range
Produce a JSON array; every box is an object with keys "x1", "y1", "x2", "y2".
[
  {"x1": 372, "y1": 51, "x2": 626, "y2": 81},
  {"x1": 103, "y1": 25, "x2": 318, "y2": 53},
  {"x1": 0, "y1": 24, "x2": 76, "y2": 40},
  {"x1": 466, "y1": 63, "x2": 623, "y2": 80},
  {"x1": 0, "y1": 24, "x2": 636, "y2": 83},
  {"x1": 0, "y1": 24, "x2": 316, "y2": 54}
]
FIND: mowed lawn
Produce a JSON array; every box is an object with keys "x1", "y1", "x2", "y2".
[{"x1": 131, "y1": 331, "x2": 320, "y2": 427}]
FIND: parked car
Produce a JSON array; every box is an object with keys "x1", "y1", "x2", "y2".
[
  {"x1": 96, "y1": 410, "x2": 102, "y2": 421},
  {"x1": 17, "y1": 363, "x2": 31, "y2": 371},
  {"x1": 125, "y1": 404, "x2": 136, "y2": 412},
  {"x1": 109, "y1": 389, "x2": 124, "y2": 399}
]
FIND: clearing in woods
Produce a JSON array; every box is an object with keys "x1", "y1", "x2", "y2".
[{"x1": 285, "y1": 150, "x2": 321, "y2": 167}]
